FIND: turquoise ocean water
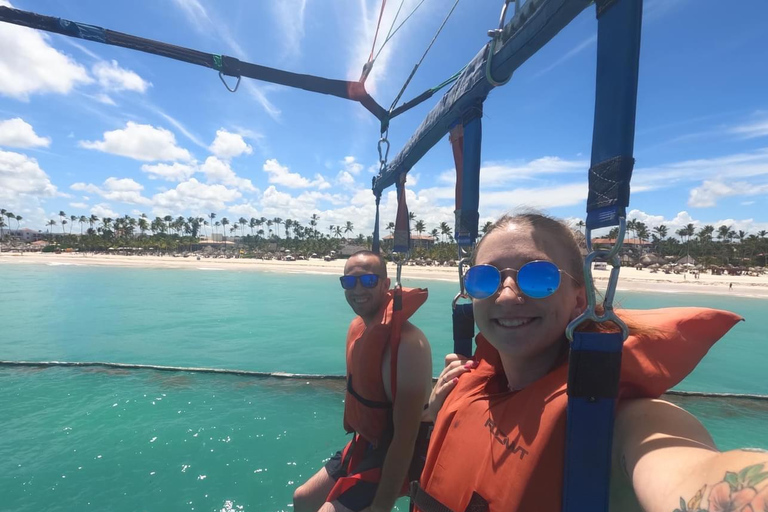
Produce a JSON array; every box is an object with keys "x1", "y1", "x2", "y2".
[{"x1": 1, "y1": 263, "x2": 767, "y2": 511}]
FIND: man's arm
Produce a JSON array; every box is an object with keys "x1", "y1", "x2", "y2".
[
  {"x1": 614, "y1": 399, "x2": 768, "y2": 512},
  {"x1": 368, "y1": 323, "x2": 432, "y2": 512}
]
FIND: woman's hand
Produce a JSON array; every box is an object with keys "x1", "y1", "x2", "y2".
[{"x1": 422, "y1": 354, "x2": 478, "y2": 423}]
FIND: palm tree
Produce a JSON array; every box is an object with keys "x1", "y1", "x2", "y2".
[
  {"x1": 344, "y1": 221, "x2": 354, "y2": 238},
  {"x1": 221, "y1": 218, "x2": 229, "y2": 242},
  {"x1": 69, "y1": 215, "x2": 77, "y2": 234},
  {"x1": 209, "y1": 213, "x2": 217, "y2": 239},
  {"x1": 627, "y1": 219, "x2": 638, "y2": 241},
  {"x1": 439, "y1": 222, "x2": 453, "y2": 243},
  {"x1": 238, "y1": 217, "x2": 247, "y2": 238},
  {"x1": 14, "y1": 214, "x2": 21, "y2": 232},
  {"x1": 717, "y1": 225, "x2": 731, "y2": 242},
  {"x1": 430, "y1": 228, "x2": 439, "y2": 241},
  {"x1": 386, "y1": 221, "x2": 395, "y2": 235},
  {"x1": 46, "y1": 219, "x2": 57, "y2": 239},
  {"x1": 333, "y1": 226, "x2": 343, "y2": 238},
  {"x1": 273, "y1": 217, "x2": 283, "y2": 239},
  {"x1": 575, "y1": 220, "x2": 586, "y2": 235},
  {"x1": 249, "y1": 217, "x2": 257, "y2": 236},
  {"x1": 138, "y1": 217, "x2": 149, "y2": 236},
  {"x1": 0, "y1": 208, "x2": 5, "y2": 239},
  {"x1": 415, "y1": 220, "x2": 425, "y2": 237},
  {"x1": 58, "y1": 211, "x2": 66, "y2": 234},
  {"x1": 309, "y1": 214, "x2": 320, "y2": 238},
  {"x1": 482, "y1": 221, "x2": 493, "y2": 235},
  {"x1": 284, "y1": 219, "x2": 294, "y2": 239}
]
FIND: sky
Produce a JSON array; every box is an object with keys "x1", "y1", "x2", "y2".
[{"x1": 1, "y1": 0, "x2": 767, "y2": 238}]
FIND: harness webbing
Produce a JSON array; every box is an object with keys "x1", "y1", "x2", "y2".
[
  {"x1": 563, "y1": 2, "x2": 643, "y2": 512},
  {"x1": 372, "y1": 193, "x2": 383, "y2": 254},
  {"x1": 0, "y1": 6, "x2": 389, "y2": 123},
  {"x1": 453, "y1": 112, "x2": 482, "y2": 246},
  {"x1": 393, "y1": 180, "x2": 411, "y2": 254}
]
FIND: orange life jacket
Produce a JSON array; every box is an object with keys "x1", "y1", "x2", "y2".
[
  {"x1": 415, "y1": 308, "x2": 743, "y2": 512},
  {"x1": 343, "y1": 287, "x2": 428, "y2": 446}
]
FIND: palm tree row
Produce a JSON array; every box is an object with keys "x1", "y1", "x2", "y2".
[{"x1": 4, "y1": 207, "x2": 767, "y2": 266}]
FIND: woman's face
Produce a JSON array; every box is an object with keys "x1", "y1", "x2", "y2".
[{"x1": 472, "y1": 222, "x2": 586, "y2": 360}]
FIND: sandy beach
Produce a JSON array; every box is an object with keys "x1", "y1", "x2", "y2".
[{"x1": 2, "y1": 251, "x2": 768, "y2": 299}]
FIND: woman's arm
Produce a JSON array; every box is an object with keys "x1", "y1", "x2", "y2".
[{"x1": 614, "y1": 399, "x2": 768, "y2": 512}]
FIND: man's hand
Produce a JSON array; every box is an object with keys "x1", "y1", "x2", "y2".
[{"x1": 423, "y1": 354, "x2": 478, "y2": 423}]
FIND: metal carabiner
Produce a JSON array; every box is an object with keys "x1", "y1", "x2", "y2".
[
  {"x1": 377, "y1": 130, "x2": 390, "y2": 169},
  {"x1": 391, "y1": 250, "x2": 410, "y2": 288},
  {"x1": 566, "y1": 217, "x2": 629, "y2": 341}
]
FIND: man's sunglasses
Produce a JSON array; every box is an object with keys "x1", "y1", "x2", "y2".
[
  {"x1": 464, "y1": 260, "x2": 577, "y2": 300},
  {"x1": 340, "y1": 274, "x2": 382, "y2": 290}
]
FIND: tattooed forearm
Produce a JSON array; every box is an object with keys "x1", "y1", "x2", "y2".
[{"x1": 673, "y1": 462, "x2": 768, "y2": 512}]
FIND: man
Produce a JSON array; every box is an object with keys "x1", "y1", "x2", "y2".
[{"x1": 293, "y1": 250, "x2": 433, "y2": 512}]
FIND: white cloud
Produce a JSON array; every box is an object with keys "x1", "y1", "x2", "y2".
[
  {"x1": 271, "y1": 1, "x2": 308, "y2": 59},
  {"x1": 92, "y1": 60, "x2": 151, "y2": 93},
  {"x1": 141, "y1": 162, "x2": 197, "y2": 182},
  {"x1": 634, "y1": 148, "x2": 768, "y2": 190},
  {"x1": 209, "y1": 129, "x2": 253, "y2": 159},
  {"x1": 730, "y1": 118, "x2": 768, "y2": 139},
  {"x1": 0, "y1": 118, "x2": 51, "y2": 148},
  {"x1": 158, "y1": 112, "x2": 207, "y2": 149},
  {"x1": 91, "y1": 203, "x2": 119, "y2": 219},
  {"x1": 342, "y1": 156, "x2": 364, "y2": 175},
  {"x1": 336, "y1": 170, "x2": 357, "y2": 188},
  {"x1": 71, "y1": 177, "x2": 151, "y2": 205},
  {"x1": 79, "y1": 122, "x2": 192, "y2": 162},
  {"x1": 0, "y1": 12, "x2": 93, "y2": 100},
  {"x1": 152, "y1": 178, "x2": 242, "y2": 215},
  {"x1": 94, "y1": 93, "x2": 117, "y2": 106},
  {"x1": 438, "y1": 157, "x2": 587, "y2": 187},
  {"x1": 201, "y1": 156, "x2": 258, "y2": 192},
  {"x1": 262, "y1": 158, "x2": 330, "y2": 189},
  {"x1": 688, "y1": 180, "x2": 768, "y2": 208},
  {"x1": 0, "y1": 149, "x2": 58, "y2": 201},
  {"x1": 69, "y1": 202, "x2": 89, "y2": 209}
]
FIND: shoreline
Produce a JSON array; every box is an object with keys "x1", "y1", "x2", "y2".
[{"x1": 2, "y1": 252, "x2": 768, "y2": 299}]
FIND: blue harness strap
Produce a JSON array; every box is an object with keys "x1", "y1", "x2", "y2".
[
  {"x1": 454, "y1": 110, "x2": 482, "y2": 246},
  {"x1": 563, "y1": 331, "x2": 624, "y2": 512},
  {"x1": 449, "y1": 109, "x2": 482, "y2": 358},
  {"x1": 586, "y1": 0, "x2": 643, "y2": 230},
  {"x1": 562, "y1": 1, "x2": 643, "y2": 511}
]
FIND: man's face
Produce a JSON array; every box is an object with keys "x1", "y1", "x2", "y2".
[{"x1": 343, "y1": 255, "x2": 390, "y2": 321}]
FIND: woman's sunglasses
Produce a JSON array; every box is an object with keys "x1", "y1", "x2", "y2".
[
  {"x1": 339, "y1": 274, "x2": 381, "y2": 290},
  {"x1": 464, "y1": 260, "x2": 577, "y2": 300}
]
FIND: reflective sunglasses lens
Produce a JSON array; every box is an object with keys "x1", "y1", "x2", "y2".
[
  {"x1": 340, "y1": 276, "x2": 356, "y2": 290},
  {"x1": 465, "y1": 265, "x2": 501, "y2": 299},
  {"x1": 359, "y1": 274, "x2": 379, "y2": 288},
  {"x1": 518, "y1": 261, "x2": 561, "y2": 298}
]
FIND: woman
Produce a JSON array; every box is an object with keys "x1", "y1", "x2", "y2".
[{"x1": 415, "y1": 213, "x2": 765, "y2": 512}]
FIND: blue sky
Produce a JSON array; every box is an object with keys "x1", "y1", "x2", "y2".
[{"x1": 1, "y1": 0, "x2": 767, "y2": 237}]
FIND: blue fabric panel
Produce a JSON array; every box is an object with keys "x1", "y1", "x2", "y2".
[
  {"x1": 452, "y1": 304, "x2": 474, "y2": 357},
  {"x1": 586, "y1": 0, "x2": 643, "y2": 228},
  {"x1": 69, "y1": 21, "x2": 106, "y2": 43},
  {"x1": 456, "y1": 114, "x2": 481, "y2": 245},
  {"x1": 373, "y1": 0, "x2": 592, "y2": 194},
  {"x1": 562, "y1": 330, "x2": 625, "y2": 512}
]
